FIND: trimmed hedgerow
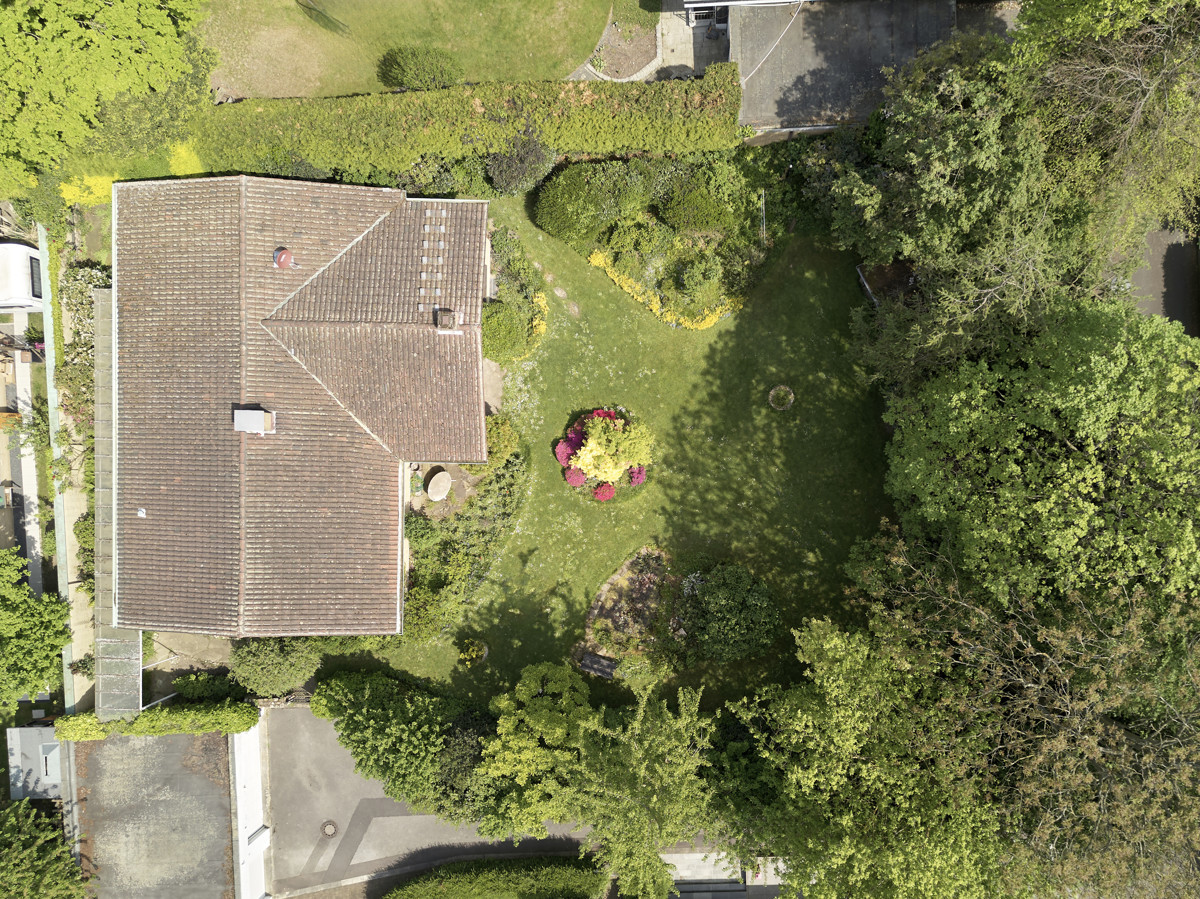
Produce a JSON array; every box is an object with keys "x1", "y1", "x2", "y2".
[
  {"x1": 481, "y1": 228, "x2": 548, "y2": 364},
  {"x1": 383, "y1": 857, "x2": 608, "y2": 899},
  {"x1": 191, "y1": 64, "x2": 742, "y2": 182},
  {"x1": 55, "y1": 700, "x2": 259, "y2": 741}
]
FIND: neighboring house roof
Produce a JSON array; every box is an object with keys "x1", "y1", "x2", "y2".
[
  {"x1": 112, "y1": 176, "x2": 488, "y2": 637},
  {"x1": 6, "y1": 726, "x2": 62, "y2": 800},
  {"x1": 731, "y1": 0, "x2": 955, "y2": 129}
]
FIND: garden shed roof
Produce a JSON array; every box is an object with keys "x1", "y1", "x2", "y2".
[{"x1": 112, "y1": 176, "x2": 488, "y2": 637}]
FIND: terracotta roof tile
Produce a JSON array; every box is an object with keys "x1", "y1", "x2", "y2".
[{"x1": 112, "y1": 176, "x2": 488, "y2": 636}]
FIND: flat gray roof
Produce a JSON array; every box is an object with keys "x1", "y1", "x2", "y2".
[
  {"x1": 6, "y1": 725, "x2": 62, "y2": 800},
  {"x1": 732, "y1": 0, "x2": 956, "y2": 128}
]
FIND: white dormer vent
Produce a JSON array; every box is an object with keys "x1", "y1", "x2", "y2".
[{"x1": 234, "y1": 407, "x2": 276, "y2": 435}]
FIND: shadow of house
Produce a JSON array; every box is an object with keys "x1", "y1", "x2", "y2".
[
  {"x1": 1131, "y1": 229, "x2": 1200, "y2": 336},
  {"x1": 728, "y1": 0, "x2": 956, "y2": 130}
]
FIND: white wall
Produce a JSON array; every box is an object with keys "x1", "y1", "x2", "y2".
[{"x1": 232, "y1": 722, "x2": 269, "y2": 899}]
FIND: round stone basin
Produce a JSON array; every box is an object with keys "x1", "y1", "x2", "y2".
[{"x1": 426, "y1": 470, "x2": 452, "y2": 502}]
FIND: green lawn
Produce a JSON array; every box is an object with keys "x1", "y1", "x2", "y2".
[
  {"x1": 200, "y1": 0, "x2": 612, "y2": 98},
  {"x1": 396, "y1": 199, "x2": 890, "y2": 704}
]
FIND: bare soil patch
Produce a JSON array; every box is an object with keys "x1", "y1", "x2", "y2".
[
  {"x1": 593, "y1": 22, "x2": 657, "y2": 79},
  {"x1": 578, "y1": 547, "x2": 668, "y2": 657}
]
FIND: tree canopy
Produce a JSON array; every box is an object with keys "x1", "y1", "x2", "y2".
[
  {"x1": 0, "y1": 0, "x2": 199, "y2": 195},
  {"x1": 885, "y1": 300, "x2": 1200, "y2": 613},
  {"x1": 0, "y1": 800, "x2": 88, "y2": 898},
  {"x1": 0, "y1": 548, "x2": 70, "y2": 706}
]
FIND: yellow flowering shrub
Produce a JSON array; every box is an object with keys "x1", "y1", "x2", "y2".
[
  {"x1": 588, "y1": 251, "x2": 742, "y2": 330},
  {"x1": 59, "y1": 174, "x2": 118, "y2": 207}
]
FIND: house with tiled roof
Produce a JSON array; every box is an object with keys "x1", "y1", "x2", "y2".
[{"x1": 107, "y1": 175, "x2": 488, "y2": 637}]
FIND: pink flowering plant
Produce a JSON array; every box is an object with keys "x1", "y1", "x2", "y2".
[{"x1": 553, "y1": 407, "x2": 654, "y2": 501}]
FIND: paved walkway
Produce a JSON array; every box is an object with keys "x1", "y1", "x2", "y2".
[{"x1": 91, "y1": 288, "x2": 142, "y2": 720}]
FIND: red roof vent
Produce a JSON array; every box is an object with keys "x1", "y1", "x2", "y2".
[{"x1": 273, "y1": 247, "x2": 298, "y2": 269}]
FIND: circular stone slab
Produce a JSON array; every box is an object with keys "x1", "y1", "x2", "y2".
[{"x1": 426, "y1": 471, "x2": 452, "y2": 502}]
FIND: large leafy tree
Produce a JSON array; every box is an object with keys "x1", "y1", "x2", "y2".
[
  {"x1": 885, "y1": 300, "x2": 1200, "y2": 612},
  {"x1": 480, "y1": 664, "x2": 715, "y2": 899},
  {"x1": 0, "y1": 0, "x2": 199, "y2": 195},
  {"x1": 854, "y1": 531, "x2": 1200, "y2": 896},
  {"x1": 0, "y1": 800, "x2": 88, "y2": 898},
  {"x1": 721, "y1": 619, "x2": 1001, "y2": 899},
  {"x1": 0, "y1": 548, "x2": 69, "y2": 706},
  {"x1": 311, "y1": 671, "x2": 493, "y2": 821}
]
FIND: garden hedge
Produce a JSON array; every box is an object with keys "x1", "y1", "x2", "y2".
[
  {"x1": 382, "y1": 857, "x2": 608, "y2": 899},
  {"x1": 55, "y1": 700, "x2": 260, "y2": 741},
  {"x1": 193, "y1": 64, "x2": 743, "y2": 180}
]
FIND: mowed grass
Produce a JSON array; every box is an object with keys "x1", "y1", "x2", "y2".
[
  {"x1": 405, "y1": 198, "x2": 890, "y2": 703},
  {"x1": 200, "y1": 0, "x2": 611, "y2": 98}
]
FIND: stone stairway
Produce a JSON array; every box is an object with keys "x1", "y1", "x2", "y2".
[{"x1": 92, "y1": 288, "x2": 142, "y2": 721}]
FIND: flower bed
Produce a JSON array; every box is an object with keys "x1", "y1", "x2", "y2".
[{"x1": 555, "y1": 408, "x2": 654, "y2": 502}]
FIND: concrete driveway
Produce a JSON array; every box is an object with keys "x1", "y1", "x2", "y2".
[
  {"x1": 265, "y1": 707, "x2": 583, "y2": 897},
  {"x1": 74, "y1": 732, "x2": 234, "y2": 898}
]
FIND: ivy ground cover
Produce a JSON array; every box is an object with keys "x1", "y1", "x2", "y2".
[{"x1": 384, "y1": 198, "x2": 890, "y2": 702}]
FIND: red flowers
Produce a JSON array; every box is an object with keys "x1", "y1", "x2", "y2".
[
  {"x1": 555, "y1": 440, "x2": 575, "y2": 466},
  {"x1": 590, "y1": 409, "x2": 618, "y2": 421},
  {"x1": 593, "y1": 483, "x2": 616, "y2": 502},
  {"x1": 629, "y1": 466, "x2": 646, "y2": 486},
  {"x1": 565, "y1": 467, "x2": 587, "y2": 487}
]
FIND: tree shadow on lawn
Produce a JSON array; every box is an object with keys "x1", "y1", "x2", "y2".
[{"x1": 655, "y1": 235, "x2": 892, "y2": 672}]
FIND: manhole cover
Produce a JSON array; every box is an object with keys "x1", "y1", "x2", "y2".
[{"x1": 321, "y1": 821, "x2": 338, "y2": 838}]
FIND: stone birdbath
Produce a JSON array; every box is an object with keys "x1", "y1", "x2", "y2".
[{"x1": 426, "y1": 470, "x2": 453, "y2": 502}]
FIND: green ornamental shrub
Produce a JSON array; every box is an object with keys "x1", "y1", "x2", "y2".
[
  {"x1": 0, "y1": 799, "x2": 88, "y2": 898},
  {"x1": 172, "y1": 671, "x2": 247, "y2": 702},
  {"x1": 383, "y1": 857, "x2": 608, "y2": 899},
  {"x1": 661, "y1": 182, "x2": 730, "y2": 232},
  {"x1": 571, "y1": 414, "x2": 654, "y2": 484},
  {"x1": 486, "y1": 133, "x2": 556, "y2": 194},
  {"x1": 54, "y1": 700, "x2": 259, "y2": 741},
  {"x1": 677, "y1": 563, "x2": 779, "y2": 663},
  {"x1": 481, "y1": 297, "x2": 530, "y2": 363},
  {"x1": 377, "y1": 46, "x2": 463, "y2": 91},
  {"x1": 229, "y1": 637, "x2": 322, "y2": 697}
]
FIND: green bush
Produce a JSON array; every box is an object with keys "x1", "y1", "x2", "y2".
[
  {"x1": 661, "y1": 183, "x2": 731, "y2": 232},
  {"x1": 482, "y1": 296, "x2": 530, "y2": 363},
  {"x1": 0, "y1": 799, "x2": 88, "y2": 898},
  {"x1": 55, "y1": 700, "x2": 259, "y2": 741},
  {"x1": 191, "y1": 64, "x2": 742, "y2": 183},
  {"x1": 125, "y1": 700, "x2": 260, "y2": 737},
  {"x1": 536, "y1": 161, "x2": 653, "y2": 243},
  {"x1": 72, "y1": 511, "x2": 95, "y2": 598},
  {"x1": 462, "y1": 415, "x2": 521, "y2": 479},
  {"x1": 377, "y1": 45, "x2": 464, "y2": 91},
  {"x1": 486, "y1": 133, "x2": 556, "y2": 194},
  {"x1": 172, "y1": 671, "x2": 247, "y2": 702},
  {"x1": 230, "y1": 637, "x2": 322, "y2": 697},
  {"x1": 383, "y1": 857, "x2": 608, "y2": 899},
  {"x1": 676, "y1": 563, "x2": 779, "y2": 664}
]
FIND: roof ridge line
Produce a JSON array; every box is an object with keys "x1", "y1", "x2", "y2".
[
  {"x1": 263, "y1": 205, "x2": 399, "y2": 322},
  {"x1": 258, "y1": 319, "x2": 397, "y2": 457}
]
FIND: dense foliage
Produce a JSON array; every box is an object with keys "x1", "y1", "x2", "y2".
[
  {"x1": 536, "y1": 153, "x2": 759, "y2": 328},
  {"x1": 404, "y1": 437, "x2": 527, "y2": 637},
  {"x1": 555, "y1": 409, "x2": 653, "y2": 500},
  {"x1": 377, "y1": 46, "x2": 463, "y2": 91},
  {"x1": 479, "y1": 665, "x2": 715, "y2": 899},
  {"x1": 671, "y1": 563, "x2": 778, "y2": 664},
  {"x1": 0, "y1": 548, "x2": 69, "y2": 706},
  {"x1": 0, "y1": 800, "x2": 88, "y2": 898},
  {"x1": 0, "y1": 0, "x2": 200, "y2": 196},
  {"x1": 382, "y1": 857, "x2": 608, "y2": 899},
  {"x1": 485, "y1": 132, "x2": 556, "y2": 195},
  {"x1": 886, "y1": 301, "x2": 1200, "y2": 611},
  {"x1": 192, "y1": 65, "x2": 742, "y2": 184},
  {"x1": 312, "y1": 671, "x2": 494, "y2": 821},
  {"x1": 720, "y1": 620, "x2": 1002, "y2": 899},
  {"x1": 55, "y1": 699, "x2": 259, "y2": 741},
  {"x1": 481, "y1": 229, "x2": 548, "y2": 364},
  {"x1": 229, "y1": 637, "x2": 323, "y2": 697}
]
